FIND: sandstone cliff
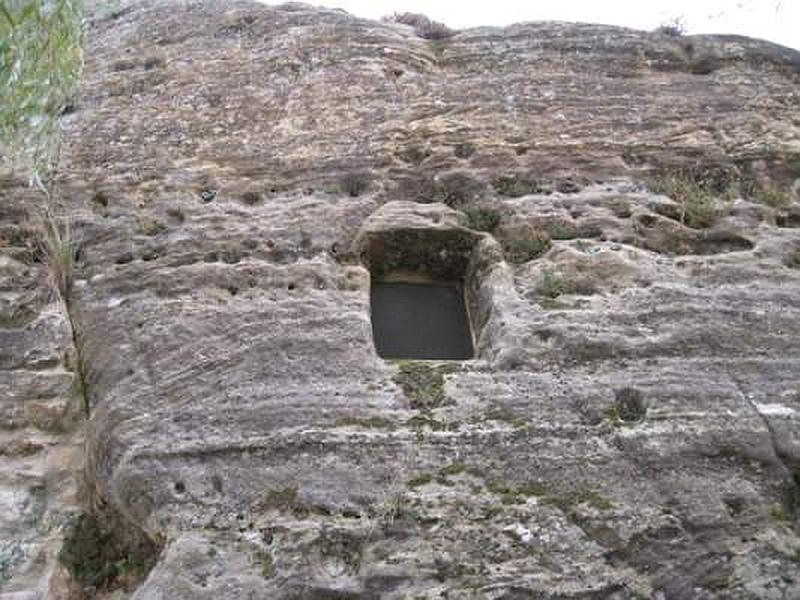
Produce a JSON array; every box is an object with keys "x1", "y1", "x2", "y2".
[{"x1": 1, "y1": 1, "x2": 800, "y2": 598}]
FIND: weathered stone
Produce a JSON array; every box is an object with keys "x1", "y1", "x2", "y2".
[
  {"x1": 2, "y1": 0, "x2": 800, "y2": 597},
  {"x1": 0, "y1": 177, "x2": 83, "y2": 599}
]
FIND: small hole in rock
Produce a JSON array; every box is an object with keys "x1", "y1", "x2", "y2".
[
  {"x1": 241, "y1": 191, "x2": 262, "y2": 205},
  {"x1": 638, "y1": 214, "x2": 658, "y2": 228},
  {"x1": 174, "y1": 481, "x2": 186, "y2": 494},
  {"x1": 92, "y1": 191, "x2": 109, "y2": 207}
]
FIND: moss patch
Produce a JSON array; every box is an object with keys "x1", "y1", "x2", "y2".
[
  {"x1": 486, "y1": 481, "x2": 547, "y2": 505},
  {"x1": 405, "y1": 412, "x2": 448, "y2": 432},
  {"x1": 493, "y1": 175, "x2": 548, "y2": 197},
  {"x1": 253, "y1": 548, "x2": 275, "y2": 579},
  {"x1": 542, "y1": 488, "x2": 614, "y2": 512},
  {"x1": 407, "y1": 473, "x2": 435, "y2": 488},
  {"x1": 58, "y1": 513, "x2": 158, "y2": 592},
  {"x1": 769, "y1": 503, "x2": 792, "y2": 523},
  {"x1": 394, "y1": 361, "x2": 446, "y2": 409},
  {"x1": 257, "y1": 486, "x2": 300, "y2": 512},
  {"x1": 334, "y1": 416, "x2": 396, "y2": 430},
  {"x1": 471, "y1": 405, "x2": 528, "y2": 429}
]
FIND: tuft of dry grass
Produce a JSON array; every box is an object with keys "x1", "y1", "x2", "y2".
[
  {"x1": 649, "y1": 172, "x2": 720, "y2": 229},
  {"x1": 35, "y1": 210, "x2": 77, "y2": 305}
]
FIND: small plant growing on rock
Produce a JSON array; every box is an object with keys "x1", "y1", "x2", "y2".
[
  {"x1": 407, "y1": 473, "x2": 435, "y2": 488},
  {"x1": 545, "y1": 221, "x2": 578, "y2": 240},
  {"x1": 397, "y1": 171, "x2": 484, "y2": 206},
  {"x1": 463, "y1": 206, "x2": 501, "y2": 232},
  {"x1": 454, "y1": 142, "x2": 476, "y2": 159},
  {"x1": 769, "y1": 503, "x2": 791, "y2": 523},
  {"x1": 394, "y1": 361, "x2": 446, "y2": 409},
  {"x1": 257, "y1": 486, "x2": 301, "y2": 512},
  {"x1": 655, "y1": 17, "x2": 686, "y2": 37},
  {"x1": 58, "y1": 513, "x2": 158, "y2": 591},
  {"x1": 36, "y1": 211, "x2": 77, "y2": 304},
  {"x1": 649, "y1": 171, "x2": 720, "y2": 229},
  {"x1": 428, "y1": 39, "x2": 448, "y2": 61},
  {"x1": 438, "y1": 171, "x2": 485, "y2": 207},
  {"x1": 136, "y1": 215, "x2": 167, "y2": 236},
  {"x1": 612, "y1": 387, "x2": 647, "y2": 423},
  {"x1": 492, "y1": 175, "x2": 546, "y2": 198},
  {"x1": 758, "y1": 183, "x2": 791, "y2": 209},
  {"x1": 502, "y1": 233, "x2": 551, "y2": 264},
  {"x1": 339, "y1": 172, "x2": 371, "y2": 197},
  {"x1": 536, "y1": 270, "x2": 572, "y2": 299},
  {"x1": 253, "y1": 548, "x2": 275, "y2": 579}
]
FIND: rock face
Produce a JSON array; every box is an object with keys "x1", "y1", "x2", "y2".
[
  {"x1": 0, "y1": 177, "x2": 83, "y2": 598},
  {"x1": 3, "y1": 0, "x2": 800, "y2": 597}
]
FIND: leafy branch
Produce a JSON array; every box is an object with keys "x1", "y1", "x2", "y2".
[{"x1": 0, "y1": 0, "x2": 84, "y2": 189}]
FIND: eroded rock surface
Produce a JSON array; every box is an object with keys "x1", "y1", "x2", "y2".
[
  {"x1": 2, "y1": 0, "x2": 800, "y2": 597},
  {"x1": 0, "y1": 178, "x2": 84, "y2": 599}
]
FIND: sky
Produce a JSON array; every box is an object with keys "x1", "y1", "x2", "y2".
[{"x1": 260, "y1": 0, "x2": 798, "y2": 50}]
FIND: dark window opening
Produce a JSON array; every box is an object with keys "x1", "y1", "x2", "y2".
[{"x1": 371, "y1": 281, "x2": 474, "y2": 360}]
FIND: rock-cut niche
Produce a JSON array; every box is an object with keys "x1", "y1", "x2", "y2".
[
  {"x1": 371, "y1": 279, "x2": 474, "y2": 359},
  {"x1": 358, "y1": 224, "x2": 486, "y2": 360}
]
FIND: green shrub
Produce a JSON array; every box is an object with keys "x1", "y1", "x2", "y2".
[
  {"x1": 463, "y1": 206, "x2": 501, "y2": 232},
  {"x1": 758, "y1": 183, "x2": 791, "y2": 209},
  {"x1": 503, "y1": 234, "x2": 551, "y2": 264},
  {"x1": 545, "y1": 221, "x2": 577, "y2": 240},
  {"x1": 649, "y1": 172, "x2": 720, "y2": 229}
]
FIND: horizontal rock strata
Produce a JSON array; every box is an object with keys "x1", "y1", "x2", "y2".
[{"x1": 2, "y1": 0, "x2": 800, "y2": 597}]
